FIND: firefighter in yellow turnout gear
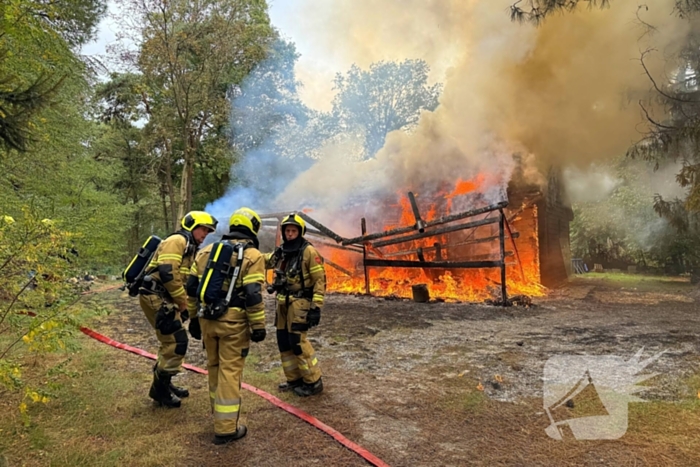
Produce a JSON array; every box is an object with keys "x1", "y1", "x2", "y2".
[
  {"x1": 138, "y1": 211, "x2": 217, "y2": 408},
  {"x1": 266, "y1": 213, "x2": 325, "y2": 397},
  {"x1": 185, "y1": 207, "x2": 266, "y2": 445}
]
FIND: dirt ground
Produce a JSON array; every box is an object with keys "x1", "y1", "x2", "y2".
[{"x1": 87, "y1": 275, "x2": 700, "y2": 467}]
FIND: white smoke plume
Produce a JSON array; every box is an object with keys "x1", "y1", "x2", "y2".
[{"x1": 210, "y1": 0, "x2": 691, "y2": 231}]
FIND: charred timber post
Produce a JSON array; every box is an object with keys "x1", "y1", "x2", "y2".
[
  {"x1": 341, "y1": 200, "x2": 508, "y2": 246},
  {"x1": 408, "y1": 191, "x2": 426, "y2": 233},
  {"x1": 499, "y1": 209, "x2": 508, "y2": 306},
  {"x1": 297, "y1": 212, "x2": 345, "y2": 244},
  {"x1": 372, "y1": 216, "x2": 499, "y2": 249},
  {"x1": 361, "y1": 218, "x2": 370, "y2": 295}
]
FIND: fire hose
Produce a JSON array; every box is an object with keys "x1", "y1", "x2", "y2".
[
  {"x1": 79, "y1": 326, "x2": 389, "y2": 467},
  {"x1": 71, "y1": 285, "x2": 390, "y2": 467}
]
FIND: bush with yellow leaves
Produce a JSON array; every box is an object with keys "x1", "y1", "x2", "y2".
[{"x1": 0, "y1": 208, "x2": 92, "y2": 424}]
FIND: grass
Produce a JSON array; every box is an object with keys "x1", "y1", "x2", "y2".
[
  {"x1": 0, "y1": 326, "x2": 284, "y2": 467},
  {"x1": 1, "y1": 342, "x2": 188, "y2": 467},
  {"x1": 576, "y1": 272, "x2": 691, "y2": 284}
]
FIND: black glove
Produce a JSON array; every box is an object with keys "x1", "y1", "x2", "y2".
[
  {"x1": 155, "y1": 306, "x2": 182, "y2": 335},
  {"x1": 188, "y1": 318, "x2": 202, "y2": 340},
  {"x1": 180, "y1": 309, "x2": 189, "y2": 323},
  {"x1": 307, "y1": 306, "x2": 321, "y2": 328},
  {"x1": 251, "y1": 328, "x2": 266, "y2": 343}
]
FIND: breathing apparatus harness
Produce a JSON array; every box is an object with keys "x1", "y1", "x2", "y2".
[
  {"x1": 196, "y1": 239, "x2": 253, "y2": 320},
  {"x1": 135, "y1": 230, "x2": 196, "y2": 299},
  {"x1": 268, "y1": 241, "x2": 313, "y2": 301}
]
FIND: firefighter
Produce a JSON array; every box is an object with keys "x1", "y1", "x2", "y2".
[
  {"x1": 138, "y1": 211, "x2": 217, "y2": 408},
  {"x1": 185, "y1": 207, "x2": 266, "y2": 445},
  {"x1": 266, "y1": 213, "x2": 325, "y2": 397}
]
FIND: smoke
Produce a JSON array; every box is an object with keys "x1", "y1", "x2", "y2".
[
  {"x1": 291, "y1": 0, "x2": 689, "y2": 172},
  {"x1": 564, "y1": 165, "x2": 622, "y2": 203},
  {"x1": 210, "y1": 0, "x2": 693, "y2": 228},
  {"x1": 204, "y1": 38, "x2": 315, "y2": 222}
]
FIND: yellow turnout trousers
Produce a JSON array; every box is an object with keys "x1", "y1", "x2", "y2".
[
  {"x1": 139, "y1": 294, "x2": 187, "y2": 373},
  {"x1": 201, "y1": 311, "x2": 250, "y2": 436},
  {"x1": 276, "y1": 296, "x2": 321, "y2": 384}
]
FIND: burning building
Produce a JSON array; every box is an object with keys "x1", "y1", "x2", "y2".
[{"x1": 261, "y1": 159, "x2": 573, "y2": 303}]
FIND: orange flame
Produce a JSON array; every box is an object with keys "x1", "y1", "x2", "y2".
[{"x1": 320, "y1": 175, "x2": 545, "y2": 302}]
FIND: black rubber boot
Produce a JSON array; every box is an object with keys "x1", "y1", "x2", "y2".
[
  {"x1": 293, "y1": 377, "x2": 323, "y2": 397},
  {"x1": 153, "y1": 363, "x2": 188, "y2": 398},
  {"x1": 278, "y1": 378, "x2": 304, "y2": 392},
  {"x1": 212, "y1": 425, "x2": 247, "y2": 445},
  {"x1": 151, "y1": 370, "x2": 181, "y2": 408},
  {"x1": 169, "y1": 382, "x2": 189, "y2": 398}
]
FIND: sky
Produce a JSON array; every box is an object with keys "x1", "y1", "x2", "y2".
[{"x1": 80, "y1": 0, "x2": 344, "y2": 111}]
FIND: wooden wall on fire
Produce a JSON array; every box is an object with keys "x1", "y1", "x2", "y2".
[{"x1": 507, "y1": 164, "x2": 574, "y2": 288}]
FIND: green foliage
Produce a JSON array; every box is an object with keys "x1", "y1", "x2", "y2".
[
  {"x1": 0, "y1": 0, "x2": 105, "y2": 151},
  {"x1": 0, "y1": 210, "x2": 94, "y2": 422},
  {"x1": 331, "y1": 59, "x2": 442, "y2": 159},
  {"x1": 509, "y1": 0, "x2": 610, "y2": 24},
  {"x1": 119, "y1": 0, "x2": 275, "y2": 224},
  {"x1": 570, "y1": 157, "x2": 700, "y2": 272}
]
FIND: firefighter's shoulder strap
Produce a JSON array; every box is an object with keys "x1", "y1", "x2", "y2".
[
  {"x1": 169, "y1": 229, "x2": 195, "y2": 257},
  {"x1": 297, "y1": 241, "x2": 312, "y2": 295}
]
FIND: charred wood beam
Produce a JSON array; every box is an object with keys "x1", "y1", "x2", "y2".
[
  {"x1": 342, "y1": 200, "x2": 508, "y2": 246},
  {"x1": 297, "y1": 212, "x2": 345, "y2": 244},
  {"x1": 376, "y1": 247, "x2": 515, "y2": 261},
  {"x1": 313, "y1": 240, "x2": 364, "y2": 254},
  {"x1": 258, "y1": 212, "x2": 290, "y2": 220},
  {"x1": 379, "y1": 232, "x2": 521, "y2": 258},
  {"x1": 324, "y1": 259, "x2": 355, "y2": 277},
  {"x1": 364, "y1": 259, "x2": 504, "y2": 269},
  {"x1": 457, "y1": 251, "x2": 513, "y2": 261},
  {"x1": 305, "y1": 229, "x2": 339, "y2": 240},
  {"x1": 371, "y1": 217, "x2": 499, "y2": 249},
  {"x1": 408, "y1": 191, "x2": 426, "y2": 233}
]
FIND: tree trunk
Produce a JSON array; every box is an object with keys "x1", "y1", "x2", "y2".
[
  {"x1": 160, "y1": 183, "x2": 170, "y2": 232},
  {"x1": 162, "y1": 138, "x2": 178, "y2": 231},
  {"x1": 178, "y1": 155, "x2": 194, "y2": 221},
  {"x1": 179, "y1": 130, "x2": 196, "y2": 220}
]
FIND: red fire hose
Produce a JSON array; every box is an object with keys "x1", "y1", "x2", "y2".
[{"x1": 79, "y1": 326, "x2": 389, "y2": 467}]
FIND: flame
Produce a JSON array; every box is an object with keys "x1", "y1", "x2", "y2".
[
  {"x1": 320, "y1": 175, "x2": 546, "y2": 302},
  {"x1": 446, "y1": 173, "x2": 486, "y2": 199}
]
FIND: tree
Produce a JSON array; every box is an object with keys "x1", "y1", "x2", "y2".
[
  {"x1": 92, "y1": 73, "x2": 162, "y2": 254},
  {"x1": 0, "y1": 0, "x2": 105, "y2": 151},
  {"x1": 331, "y1": 59, "x2": 442, "y2": 159},
  {"x1": 119, "y1": 0, "x2": 274, "y2": 227}
]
